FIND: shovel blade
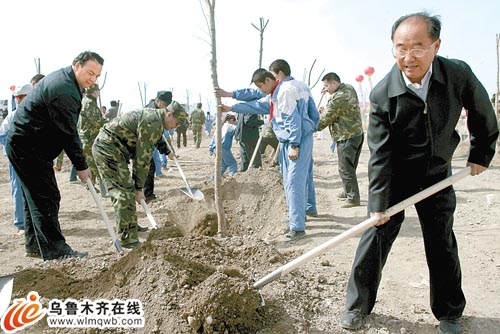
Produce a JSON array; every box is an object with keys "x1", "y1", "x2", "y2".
[
  {"x1": 180, "y1": 187, "x2": 204, "y2": 201},
  {"x1": 0, "y1": 275, "x2": 14, "y2": 317}
]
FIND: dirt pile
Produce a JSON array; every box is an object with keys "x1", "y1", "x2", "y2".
[
  {"x1": 3, "y1": 137, "x2": 499, "y2": 334},
  {"x1": 11, "y1": 168, "x2": 323, "y2": 334}
]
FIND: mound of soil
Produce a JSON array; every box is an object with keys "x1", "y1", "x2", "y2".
[{"x1": 2, "y1": 136, "x2": 499, "y2": 334}]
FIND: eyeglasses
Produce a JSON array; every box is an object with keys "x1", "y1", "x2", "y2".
[{"x1": 392, "y1": 41, "x2": 436, "y2": 59}]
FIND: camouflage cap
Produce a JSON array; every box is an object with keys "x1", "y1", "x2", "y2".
[
  {"x1": 86, "y1": 84, "x2": 99, "y2": 94},
  {"x1": 167, "y1": 101, "x2": 188, "y2": 121}
]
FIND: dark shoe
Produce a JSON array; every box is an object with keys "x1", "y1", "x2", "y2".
[
  {"x1": 122, "y1": 241, "x2": 143, "y2": 249},
  {"x1": 25, "y1": 251, "x2": 42, "y2": 259},
  {"x1": 285, "y1": 230, "x2": 306, "y2": 242},
  {"x1": 145, "y1": 194, "x2": 156, "y2": 203},
  {"x1": 438, "y1": 319, "x2": 462, "y2": 334},
  {"x1": 341, "y1": 200, "x2": 360, "y2": 208},
  {"x1": 57, "y1": 250, "x2": 88, "y2": 260},
  {"x1": 339, "y1": 310, "x2": 364, "y2": 330},
  {"x1": 137, "y1": 225, "x2": 149, "y2": 232},
  {"x1": 306, "y1": 210, "x2": 318, "y2": 217}
]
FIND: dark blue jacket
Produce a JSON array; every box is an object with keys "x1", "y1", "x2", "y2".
[{"x1": 7, "y1": 66, "x2": 88, "y2": 170}]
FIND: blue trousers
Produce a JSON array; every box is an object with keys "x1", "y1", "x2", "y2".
[
  {"x1": 220, "y1": 148, "x2": 238, "y2": 176},
  {"x1": 279, "y1": 135, "x2": 313, "y2": 232},
  {"x1": 9, "y1": 162, "x2": 24, "y2": 229},
  {"x1": 306, "y1": 157, "x2": 317, "y2": 214},
  {"x1": 153, "y1": 149, "x2": 163, "y2": 176}
]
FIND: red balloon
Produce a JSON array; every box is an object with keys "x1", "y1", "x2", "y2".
[
  {"x1": 9, "y1": 85, "x2": 16, "y2": 91},
  {"x1": 364, "y1": 66, "x2": 375, "y2": 76},
  {"x1": 355, "y1": 75, "x2": 364, "y2": 83}
]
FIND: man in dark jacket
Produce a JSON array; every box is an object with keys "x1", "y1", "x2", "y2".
[
  {"x1": 6, "y1": 51, "x2": 104, "y2": 261},
  {"x1": 340, "y1": 12, "x2": 498, "y2": 334},
  {"x1": 235, "y1": 112, "x2": 263, "y2": 171}
]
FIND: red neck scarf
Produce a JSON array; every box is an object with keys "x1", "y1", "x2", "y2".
[{"x1": 269, "y1": 80, "x2": 281, "y2": 122}]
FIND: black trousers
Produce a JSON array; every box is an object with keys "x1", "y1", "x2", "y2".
[
  {"x1": 337, "y1": 134, "x2": 364, "y2": 202},
  {"x1": 143, "y1": 158, "x2": 156, "y2": 198},
  {"x1": 344, "y1": 171, "x2": 465, "y2": 320},
  {"x1": 239, "y1": 138, "x2": 261, "y2": 172},
  {"x1": 6, "y1": 145, "x2": 73, "y2": 260}
]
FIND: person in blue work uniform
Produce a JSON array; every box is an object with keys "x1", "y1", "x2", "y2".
[
  {"x1": 218, "y1": 60, "x2": 319, "y2": 242},
  {"x1": 0, "y1": 84, "x2": 32, "y2": 235},
  {"x1": 215, "y1": 68, "x2": 318, "y2": 218},
  {"x1": 208, "y1": 113, "x2": 238, "y2": 177}
]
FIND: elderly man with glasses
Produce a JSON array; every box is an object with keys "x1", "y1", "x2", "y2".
[{"x1": 339, "y1": 12, "x2": 498, "y2": 334}]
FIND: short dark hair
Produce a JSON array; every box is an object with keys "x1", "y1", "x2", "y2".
[
  {"x1": 391, "y1": 12, "x2": 441, "y2": 42},
  {"x1": 251, "y1": 69, "x2": 275, "y2": 84},
  {"x1": 322, "y1": 72, "x2": 341, "y2": 83},
  {"x1": 225, "y1": 114, "x2": 236, "y2": 123},
  {"x1": 110, "y1": 100, "x2": 118, "y2": 107},
  {"x1": 72, "y1": 51, "x2": 104, "y2": 67},
  {"x1": 269, "y1": 59, "x2": 291, "y2": 76},
  {"x1": 30, "y1": 74, "x2": 45, "y2": 84},
  {"x1": 197, "y1": 103, "x2": 202, "y2": 109}
]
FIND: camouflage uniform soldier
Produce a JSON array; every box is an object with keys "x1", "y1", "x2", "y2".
[
  {"x1": 170, "y1": 101, "x2": 189, "y2": 148},
  {"x1": 92, "y1": 92, "x2": 184, "y2": 248},
  {"x1": 259, "y1": 120, "x2": 279, "y2": 165},
  {"x1": 78, "y1": 84, "x2": 105, "y2": 185},
  {"x1": 318, "y1": 72, "x2": 364, "y2": 208},
  {"x1": 189, "y1": 102, "x2": 206, "y2": 148}
]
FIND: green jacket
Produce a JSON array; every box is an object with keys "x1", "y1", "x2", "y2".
[
  {"x1": 189, "y1": 108, "x2": 205, "y2": 128},
  {"x1": 318, "y1": 83, "x2": 363, "y2": 142},
  {"x1": 98, "y1": 108, "x2": 166, "y2": 190},
  {"x1": 78, "y1": 94, "x2": 106, "y2": 143}
]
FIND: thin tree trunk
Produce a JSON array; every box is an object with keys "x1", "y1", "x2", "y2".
[
  {"x1": 204, "y1": 0, "x2": 226, "y2": 235},
  {"x1": 251, "y1": 18, "x2": 268, "y2": 68}
]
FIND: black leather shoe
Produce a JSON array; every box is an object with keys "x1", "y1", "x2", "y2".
[
  {"x1": 438, "y1": 318, "x2": 462, "y2": 334},
  {"x1": 57, "y1": 250, "x2": 88, "y2": 260},
  {"x1": 339, "y1": 310, "x2": 364, "y2": 330}
]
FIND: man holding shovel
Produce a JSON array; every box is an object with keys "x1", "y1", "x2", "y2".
[
  {"x1": 6, "y1": 51, "x2": 103, "y2": 261},
  {"x1": 340, "y1": 12, "x2": 499, "y2": 334},
  {"x1": 92, "y1": 92, "x2": 186, "y2": 248}
]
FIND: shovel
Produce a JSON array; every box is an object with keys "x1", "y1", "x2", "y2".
[
  {"x1": 0, "y1": 275, "x2": 13, "y2": 317},
  {"x1": 140, "y1": 199, "x2": 158, "y2": 229},
  {"x1": 86, "y1": 179, "x2": 123, "y2": 254},
  {"x1": 162, "y1": 135, "x2": 204, "y2": 200},
  {"x1": 253, "y1": 167, "x2": 472, "y2": 289}
]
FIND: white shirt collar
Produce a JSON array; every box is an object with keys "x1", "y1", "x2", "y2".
[{"x1": 402, "y1": 64, "x2": 433, "y2": 101}]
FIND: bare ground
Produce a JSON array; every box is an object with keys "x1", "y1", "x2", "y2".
[{"x1": 0, "y1": 131, "x2": 499, "y2": 334}]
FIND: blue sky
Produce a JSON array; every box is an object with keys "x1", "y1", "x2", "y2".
[{"x1": 0, "y1": 0, "x2": 498, "y2": 112}]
